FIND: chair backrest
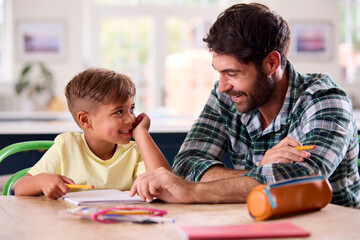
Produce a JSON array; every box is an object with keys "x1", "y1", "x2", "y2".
[{"x1": 0, "y1": 140, "x2": 54, "y2": 195}]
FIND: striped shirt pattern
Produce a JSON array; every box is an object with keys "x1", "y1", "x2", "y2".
[{"x1": 172, "y1": 62, "x2": 360, "y2": 207}]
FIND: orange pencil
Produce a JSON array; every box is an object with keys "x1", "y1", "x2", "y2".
[
  {"x1": 295, "y1": 146, "x2": 316, "y2": 150},
  {"x1": 66, "y1": 184, "x2": 94, "y2": 189}
]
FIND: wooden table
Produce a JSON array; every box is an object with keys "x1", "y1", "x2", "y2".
[{"x1": 0, "y1": 196, "x2": 359, "y2": 240}]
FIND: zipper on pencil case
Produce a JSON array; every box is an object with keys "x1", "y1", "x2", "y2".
[
  {"x1": 268, "y1": 175, "x2": 325, "y2": 189},
  {"x1": 264, "y1": 175, "x2": 326, "y2": 209}
]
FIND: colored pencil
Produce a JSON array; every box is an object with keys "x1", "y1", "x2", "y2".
[{"x1": 294, "y1": 146, "x2": 316, "y2": 150}]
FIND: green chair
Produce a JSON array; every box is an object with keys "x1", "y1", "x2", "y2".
[{"x1": 0, "y1": 141, "x2": 54, "y2": 196}]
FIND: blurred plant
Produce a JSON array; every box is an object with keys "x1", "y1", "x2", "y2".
[
  {"x1": 15, "y1": 62, "x2": 54, "y2": 97},
  {"x1": 15, "y1": 62, "x2": 55, "y2": 110}
]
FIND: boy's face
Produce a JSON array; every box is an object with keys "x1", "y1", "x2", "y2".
[{"x1": 87, "y1": 96, "x2": 136, "y2": 145}]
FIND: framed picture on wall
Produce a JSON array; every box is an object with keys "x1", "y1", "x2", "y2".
[
  {"x1": 17, "y1": 21, "x2": 66, "y2": 61},
  {"x1": 289, "y1": 21, "x2": 332, "y2": 60}
]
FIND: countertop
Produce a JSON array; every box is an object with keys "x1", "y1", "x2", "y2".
[
  {"x1": 0, "y1": 110, "x2": 360, "y2": 135},
  {"x1": 0, "y1": 111, "x2": 196, "y2": 134}
]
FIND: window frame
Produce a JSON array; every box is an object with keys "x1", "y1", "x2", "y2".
[{"x1": 85, "y1": 3, "x2": 222, "y2": 114}]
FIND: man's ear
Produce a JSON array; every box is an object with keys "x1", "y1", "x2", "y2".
[
  {"x1": 263, "y1": 51, "x2": 281, "y2": 75},
  {"x1": 77, "y1": 111, "x2": 91, "y2": 129}
]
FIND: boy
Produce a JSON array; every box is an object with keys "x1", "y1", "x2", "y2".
[{"x1": 15, "y1": 67, "x2": 171, "y2": 199}]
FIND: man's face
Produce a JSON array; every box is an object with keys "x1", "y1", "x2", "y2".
[{"x1": 212, "y1": 53, "x2": 275, "y2": 113}]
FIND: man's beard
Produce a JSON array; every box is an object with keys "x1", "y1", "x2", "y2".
[{"x1": 227, "y1": 67, "x2": 275, "y2": 113}]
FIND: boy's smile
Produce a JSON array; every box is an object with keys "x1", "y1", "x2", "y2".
[{"x1": 119, "y1": 129, "x2": 132, "y2": 137}]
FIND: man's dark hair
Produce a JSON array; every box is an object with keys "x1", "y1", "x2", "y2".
[{"x1": 203, "y1": 3, "x2": 290, "y2": 68}]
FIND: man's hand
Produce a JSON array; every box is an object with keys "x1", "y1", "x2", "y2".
[
  {"x1": 130, "y1": 167, "x2": 196, "y2": 203},
  {"x1": 260, "y1": 136, "x2": 311, "y2": 165}
]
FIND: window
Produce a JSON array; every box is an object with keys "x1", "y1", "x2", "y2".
[
  {"x1": 339, "y1": 0, "x2": 360, "y2": 83},
  {"x1": 99, "y1": 16, "x2": 154, "y2": 112},
  {"x1": 87, "y1": 0, "x2": 237, "y2": 117}
]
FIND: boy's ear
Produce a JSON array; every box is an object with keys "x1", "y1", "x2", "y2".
[
  {"x1": 77, "y1": 111, "x2": 92, "y2": 129},
  {"x1": 263, "y1": 51, "x2": 281, "y2": 75}
]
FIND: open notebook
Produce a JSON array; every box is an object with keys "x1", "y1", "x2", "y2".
[{"x1": 61, "y1": 189, "x2": 147, "y2": 205}]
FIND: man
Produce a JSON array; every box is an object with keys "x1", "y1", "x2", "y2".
[{"x1": 130, "y1": 3, "x2": 360, "y2": 207}]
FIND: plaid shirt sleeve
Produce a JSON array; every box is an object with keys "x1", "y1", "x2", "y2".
[
  {"x1": 172, "y1": 87, "x2": 230, "y2": 181},
  {"x1": 244, "y1": 90, "x2": 357, "y2": 181},
  {"x1": 242, "y1": 75, "x2": 360, "y2": 206}
]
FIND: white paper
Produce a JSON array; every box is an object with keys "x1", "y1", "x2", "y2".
[{"x1": 61, "y1": 189, "x2": 146, "y2": 205}]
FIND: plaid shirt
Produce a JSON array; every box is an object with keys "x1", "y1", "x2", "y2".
[{"x1": 173, "y1": 62, "x2": 360, "y2": 207}]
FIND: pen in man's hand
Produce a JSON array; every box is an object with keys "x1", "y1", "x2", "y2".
[{"x1": 294, "y1": 145, "x2": 316, "y2": 150}]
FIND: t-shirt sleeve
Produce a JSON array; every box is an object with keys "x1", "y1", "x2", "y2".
[{"x1": 27, "y1": 139, "x2": 62, "y2": 176}]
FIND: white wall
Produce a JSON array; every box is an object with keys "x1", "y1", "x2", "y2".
[
  {"x1": 10, "y1": 0, "x2": 84, "y2": 108},
  {"x1": 6, "y1": 0, "x2": 360, "y2": 110},
  {"x1": 270, "y1": 0, "x2": 340, "y2": 78},
  {"x1": 271, "y1": 0, "x2": 360, "y2": 107}
]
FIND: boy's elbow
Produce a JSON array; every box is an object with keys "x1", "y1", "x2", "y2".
[
  {"x1": 14, "y1": 186, "x2": 23, "y2": 196},
  {"x1": 14, "y1": 183, "x2": 27, "y2": 196}
]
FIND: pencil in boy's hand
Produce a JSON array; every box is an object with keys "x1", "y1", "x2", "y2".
[
  {"x1": 66, "y1": 184, "x2": 94, "y2": 189},
  {"x1": 294, "y1": 145, "x2": 316, "y2": 150}
]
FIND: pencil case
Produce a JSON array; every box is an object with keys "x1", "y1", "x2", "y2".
[{"x1": 246, "y1": 175, "x2": 332, "y2": 221}]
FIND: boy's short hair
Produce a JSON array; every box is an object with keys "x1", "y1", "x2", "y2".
[{"x1": 65, "y1": 67, "x2": 136, "y2": 125}]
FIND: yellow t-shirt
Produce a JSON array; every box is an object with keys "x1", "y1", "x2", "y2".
[{"x1": 28, "y1": 132, "x2": 145, "y2": 191}]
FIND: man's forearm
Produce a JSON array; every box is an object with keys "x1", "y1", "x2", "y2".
[
  {"x1": 200, "y1": 166, "x2": 249, "y2": 182},
  {"x1": 192, "y1": 175, "x2": 260, "y2": 203}
]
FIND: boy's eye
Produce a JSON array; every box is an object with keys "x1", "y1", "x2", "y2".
[{"x1": 115, "y1": 110, "x2": 123, "y2": 114}]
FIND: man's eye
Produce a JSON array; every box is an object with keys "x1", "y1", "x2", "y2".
[{"x1": 227, "y1": 73, "x2": 237, "y2": 77}]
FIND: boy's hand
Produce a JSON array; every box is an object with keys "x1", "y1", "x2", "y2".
[
  {"x1": 132, "y1": 112, "x2": 151, "y2": 139},
  {"x1": 260, "y1": 136, "x2": 311, "y2": 166},
  {"x1": 38, "y1": 173, "x2": 75, "y2": 200}
]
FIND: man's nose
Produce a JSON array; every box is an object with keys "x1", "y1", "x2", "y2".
[{"x1": 218, "y1": 76, "x2": 231, "y2": 93}]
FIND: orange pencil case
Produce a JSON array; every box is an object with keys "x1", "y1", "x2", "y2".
[{"x1": 246, "y1": 175, "x2": 332, "y2": 221}]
